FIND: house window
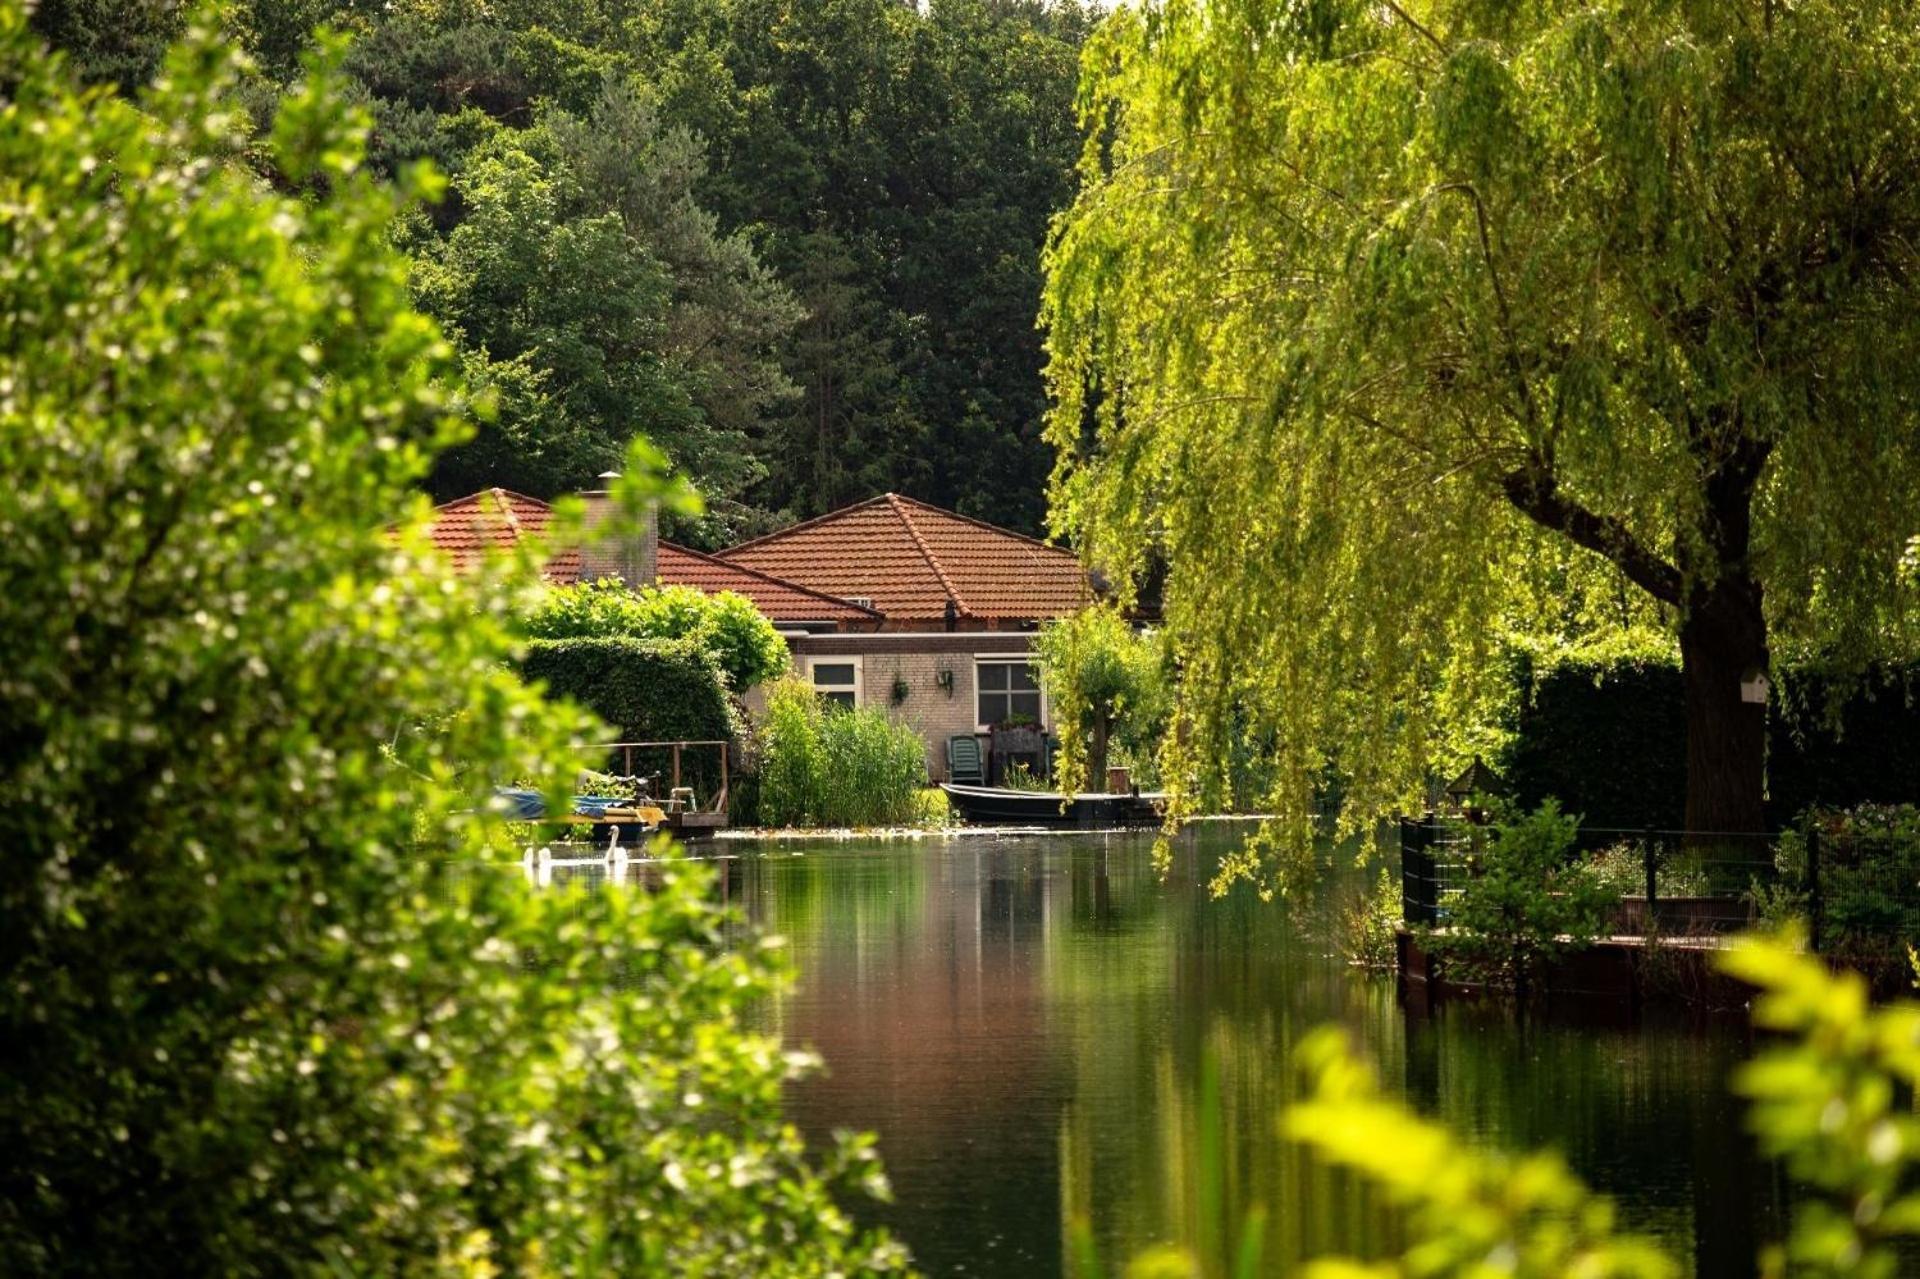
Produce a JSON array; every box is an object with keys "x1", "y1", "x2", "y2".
[
  {"x1": 976, "y1": 658, "x2": 1042, "y2": 730},
  {"x1": 805, "y1": 657, "x2": 862, "y2": 708}
]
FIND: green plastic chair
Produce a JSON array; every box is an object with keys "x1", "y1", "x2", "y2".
[{"x1": 946, "y1": 734, "x2": 985, "y2": 785}]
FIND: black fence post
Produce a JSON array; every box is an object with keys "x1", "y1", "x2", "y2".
[
  {"x1": 1400, "y1": 814, "x2": 1437, "y2": 927},
  {"x1": 1643, "y1": 827, "x2": 1658, "y2": 927},
  {"x1": 1807, "y1": 821, "x2": 1822, "y2": 954}
]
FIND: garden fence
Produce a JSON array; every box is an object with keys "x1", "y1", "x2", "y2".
[{"x1": 1398, "y1": 813, "x2": 1920, "y2": 965}]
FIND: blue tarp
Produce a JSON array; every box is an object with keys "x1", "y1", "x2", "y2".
[{"x1": 492, "y1": 788, "x2": 637, "y2": 821}]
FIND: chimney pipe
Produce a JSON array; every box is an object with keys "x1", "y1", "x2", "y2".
[{"x1": 578, "y1": 471, "x2": 656, "y2": 587}]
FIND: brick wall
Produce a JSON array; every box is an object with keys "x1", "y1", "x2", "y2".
[
  {"x1": 577, "y1": 489, "x2": 657, "y2": 584},
  {"x1": 746, "y1": 633, "x2": 1043, "y2": 781}
]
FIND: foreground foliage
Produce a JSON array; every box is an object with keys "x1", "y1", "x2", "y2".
[
  {"x1": 1045, "y1": 0, "x2": 1920, "y2": 887},
  {"x1": 1102, "y1": 933, "x2": 1917, "y2": 1278},
  {"x1": 0, "y1": 14, "x2": 906, "y2": 1273}
]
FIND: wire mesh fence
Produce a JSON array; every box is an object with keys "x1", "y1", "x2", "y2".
[{"x1": 1400, "y1": 811, "x2": 1920, "y2": 971}]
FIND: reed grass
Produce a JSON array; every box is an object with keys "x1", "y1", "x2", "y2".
[{"x1": 756, "y1": 677, "x2": 929, "y2": 828}]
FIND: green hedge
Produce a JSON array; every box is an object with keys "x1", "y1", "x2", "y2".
[
  {"x1": 520, "y1": 637, "x2": 738, "y2": 791},
  {"x1": 1501, "y1": 657, "x2": 1920, "y2": 829}
]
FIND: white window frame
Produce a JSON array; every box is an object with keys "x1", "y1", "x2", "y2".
[
  {"x1": 974, "y1": 655, "x2": 1045, "y2": 732},
  {"x1": 803, "y1": 655, "x2": 864, "y2": 708}
]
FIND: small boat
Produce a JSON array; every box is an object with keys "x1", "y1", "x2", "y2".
[
  {"x1": 492, "y1": 787, "x2": 665, "y2": 846},
  {"x1": 938, "y1": 782, "x2": 1166, "y2": 829}
]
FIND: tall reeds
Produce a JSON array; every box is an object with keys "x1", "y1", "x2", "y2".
[{"x1": 755, "y1": 677, "x2": 928, "y2": 828}]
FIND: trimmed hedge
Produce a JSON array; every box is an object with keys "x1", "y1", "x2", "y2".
[
  {"x1": 520, "y1": 637, "x2": 738, "y2": 790},
  {"x1": 1501, "y1": 657, "x2": 1920, "y2": 829}
]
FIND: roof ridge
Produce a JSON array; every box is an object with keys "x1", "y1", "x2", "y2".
[
  {"x1": 658, "y1": 540, "x2": 884, "y2": 617},
  {"x1": 714, "y1": 493, "x2": 896, "y2": 558},
  {"x1": 486, "y1": 486, "x2": 522, "y2": 542},
  {"x1": 887, "y1": 493, "x2": 972, "y2": 618},
  {"x1": 882, "y1": 491, "x2": 1077, "y2": 556},
  {"x1": 434, "y1": 486, "x2": 554, "y2": 515}
]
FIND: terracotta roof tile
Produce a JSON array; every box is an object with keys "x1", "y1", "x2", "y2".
[
  {"x1": 718, "y1": 493, "x2": 1090, "y2": 623},
  {"x1": 423, "y1": 488, "x2": 581, "y2": 582},
  {"x1": 657, "y1": 542, "x2": 881, "y2": 625}
]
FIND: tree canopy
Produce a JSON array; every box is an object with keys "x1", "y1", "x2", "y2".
[
  {"x1": 1044, "y1": 0, "x2": 1920, "y2": 886},
  {"x1": 39, "y1": 0, "x2": 1094, "y2": 541},
  {"x1": 0, "y1": 11, "x2": 903, "y2": 1271}
]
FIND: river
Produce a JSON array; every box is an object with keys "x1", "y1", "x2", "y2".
[{"x1": 724, "y1": 822, "x2": 1781, "y2": 1278}]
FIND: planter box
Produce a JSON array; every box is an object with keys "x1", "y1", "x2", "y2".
[{"x1": 1612, "y1": 895, "x2": 1755, "y2": 936}]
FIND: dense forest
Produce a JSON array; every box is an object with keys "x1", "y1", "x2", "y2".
[{"x1": 37, "y1": 0, "x2": 1090, "y2": 543}]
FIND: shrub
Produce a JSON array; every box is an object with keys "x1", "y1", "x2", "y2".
[
  {"x1": 1585, "y1": 841, "x2": 1711, "y2": 899},
  {"x1": 815, "y1": 703, "x2": 931, "y2": 827},
  {"x1": 755, "y1": 677, "x2": 828, "y2": 827},
  {"x1": 753, "y1": 677, "x2": 928, "y2": 828},
  {"x1": 1339, "y1": 866, "x2": 1402, "y2": 970},
  {"x1": 1774, "y1": 805, "x2": 1920, "y2": 983},
  {"x1": 520, "y1": 635, "x2": 735, "y2": 743},
  {"x1": 0, "y1": 16, "x2": 904, "y2": 1274},
  {"x1": 526, "y1": 579, "x2": 787, "y2": 692},
  {"x1": 1428, "y1": 802, "x2": 1618, "y2": 997},
  {"x1": 520, "y1": 635, "x2": 737, "y2": 795}
]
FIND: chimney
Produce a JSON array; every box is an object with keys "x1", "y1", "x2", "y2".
[{"x1": 578, "y1": 471, "x2": 657, "y2": 587}]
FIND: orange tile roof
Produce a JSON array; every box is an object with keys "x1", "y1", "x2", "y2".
[
  {"x1": 657, "y1": 542, "x2": 881, "y2": 625},
  {"x1": 423, "y1": 488, "x2": 582, "y2": 582},
  {"x1": 718, "y1": 493, "x2": 1090, "y2": 623}
]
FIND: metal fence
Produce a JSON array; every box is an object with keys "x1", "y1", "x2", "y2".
[{"x1": 1398, "y1": 812, "x2": 1920, "y2": 964}]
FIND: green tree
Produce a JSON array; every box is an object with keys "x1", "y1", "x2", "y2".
[
  {"x1": 1044, "y1": 0, "x2": 1920, "y2": 881},
  {"x1": 0, "y1": 12, "x2": 905, "y2": 1273},
  {"x1": 641, "y1": 0, "x2": 1090, "y2": 531},
  {"x1": 1034, "y1": 604, "x2": 1167, "y2": 792},
  {"x1": 1429, "y1": 803, "x2": 1617, "y2": 1001},
  {"x1": 40, "y1": 0, "x2": 1093, "y2": 536},
  {"x1": 412, "y1": 86, "x2": 801, "y2": 510}
]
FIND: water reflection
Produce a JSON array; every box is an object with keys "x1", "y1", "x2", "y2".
[{"x1": 723, "y1": 825, "x2": 1780, "y2": 1279}]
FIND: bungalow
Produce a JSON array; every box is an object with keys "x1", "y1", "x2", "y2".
[
  {"x1": 421, "y1": 486, "x2": 1093, "y2": 780},
  {"x1": 716, "y1": 494, "x2": 1090, "y2": 778}
]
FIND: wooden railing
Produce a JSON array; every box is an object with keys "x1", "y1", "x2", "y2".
[{"x1": 577, "y1": 740, "x2": 730, "y2": 814}]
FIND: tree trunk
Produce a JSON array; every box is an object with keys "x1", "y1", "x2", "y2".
[
  {"x1": 1088, "y1": 715, "x2": 1112, "y2": 787},
  {"x1": 1678, "y1": 574, "x2": 1768, "y2": 838}
]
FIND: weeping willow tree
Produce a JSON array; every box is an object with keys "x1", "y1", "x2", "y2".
[{"x1": 1043, "y1": 0, "x2": 1920, "y2": 889}]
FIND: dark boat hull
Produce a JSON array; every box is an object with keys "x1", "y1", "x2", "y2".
[{"x1": 938, "y1": 783, "x2": 1165, "y2": 829}]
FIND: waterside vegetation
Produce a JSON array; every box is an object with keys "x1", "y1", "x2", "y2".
[{"x1": 751, "y1": 677, "x2": 935, "y2": 830}]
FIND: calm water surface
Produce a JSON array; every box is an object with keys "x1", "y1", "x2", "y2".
[
  {"x1": 726, "y1": 823, "x2": 1781, "y2": 1278},
  {"x1": 560, "y1": 823, "x2": 1784, "y2": 1276}
]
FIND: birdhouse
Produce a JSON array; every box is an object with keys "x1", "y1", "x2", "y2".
[
  {"x1": 1740, "y1": 665, "x2": 1770, "y2": 705},
  {"x1": 1444, "y1": 755, "x2": 1505, "y2": 823}
]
